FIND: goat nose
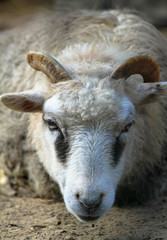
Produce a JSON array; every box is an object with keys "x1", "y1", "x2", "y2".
[{"x1": 75, "y1": 192, "x2": 104, "y2": 209}]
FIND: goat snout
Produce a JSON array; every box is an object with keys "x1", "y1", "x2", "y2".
[
  {"x1": 72, "y1": 191, "x2": 105, "y2": 222},
  {"x1": 75, "y1": 191, "x2": 104, "y2": 212},
  {"x1": 64, "y1": 184, "x2": 115, "y2": 222}
]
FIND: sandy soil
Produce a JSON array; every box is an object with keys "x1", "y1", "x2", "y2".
[{"x1": 0, "y1": 194, "x2": 167, "y2": 240}]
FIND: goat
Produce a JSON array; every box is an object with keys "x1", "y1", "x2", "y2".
[{"x1": 1, "y1": 10, "x2": 167, "y2": 221}]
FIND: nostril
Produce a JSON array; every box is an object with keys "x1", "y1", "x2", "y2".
[
  {"x1": 100, "y1": 192, "x2": 105, "y2": 199},
  {"x1": 75, "y1": 193, "x2": 80, "y2": 200}
]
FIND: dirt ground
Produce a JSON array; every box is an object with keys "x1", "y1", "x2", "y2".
[{"x1": 0, "y1": 194, "x2": 167, "y2": 240}]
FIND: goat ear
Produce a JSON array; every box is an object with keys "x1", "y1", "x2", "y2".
[
  {"x1": 0, "y1": 90, "x2": 45, "y2": 112},
  {"x1": 126, "y1": 82, "x2": 167, "y2": 105}
]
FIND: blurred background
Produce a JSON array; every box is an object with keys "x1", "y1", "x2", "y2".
[{"x1": 0, "y1": 0, "x2": 166, "y2": 33}]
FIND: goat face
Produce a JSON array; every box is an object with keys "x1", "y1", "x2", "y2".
[{"x1": 37, "y1": 80, "x2": 136, "y2": 221}]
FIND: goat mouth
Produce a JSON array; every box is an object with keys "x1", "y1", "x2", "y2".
[{"x1": 77, "y1": 215, "x2": 100, "y2": 222}]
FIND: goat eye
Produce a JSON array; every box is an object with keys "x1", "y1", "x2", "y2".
[
  {"x1": 47, "y1": 120, "x2": 59, "y2": 131},
  {"x1": 121, "y1": 123, "x2": 133, "y2": 133}
]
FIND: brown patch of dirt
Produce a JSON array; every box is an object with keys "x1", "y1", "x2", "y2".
[{"x1": 0, "y1": 195, "x2": 167, "y2": 240}]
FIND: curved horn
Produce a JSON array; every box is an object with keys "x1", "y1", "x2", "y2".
[
  {"x1": 27, "y1": 51, "x2": 70, "y2": 83},
  {"x1": 112, "y1": 56, "x2": 160, "y2": 83}
]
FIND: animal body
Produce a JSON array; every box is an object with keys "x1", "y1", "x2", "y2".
[{"x1": 1, "y1": 10, "x2": 167, "y2": 222}]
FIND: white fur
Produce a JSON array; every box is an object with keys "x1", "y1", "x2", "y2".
[{"x1": 41, "y1": 88, "x2": 135, "y2": 219}]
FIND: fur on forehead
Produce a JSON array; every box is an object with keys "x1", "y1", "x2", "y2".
[
  {"x1": 57, "y1": 43, "x2": 131, "y2": 79},
  {"x1": 43, "y1": 78, "x2": 131, "y2": 122},
  {"x1": 58, "y1": 43, "x2": 130, "y2": 64}
]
